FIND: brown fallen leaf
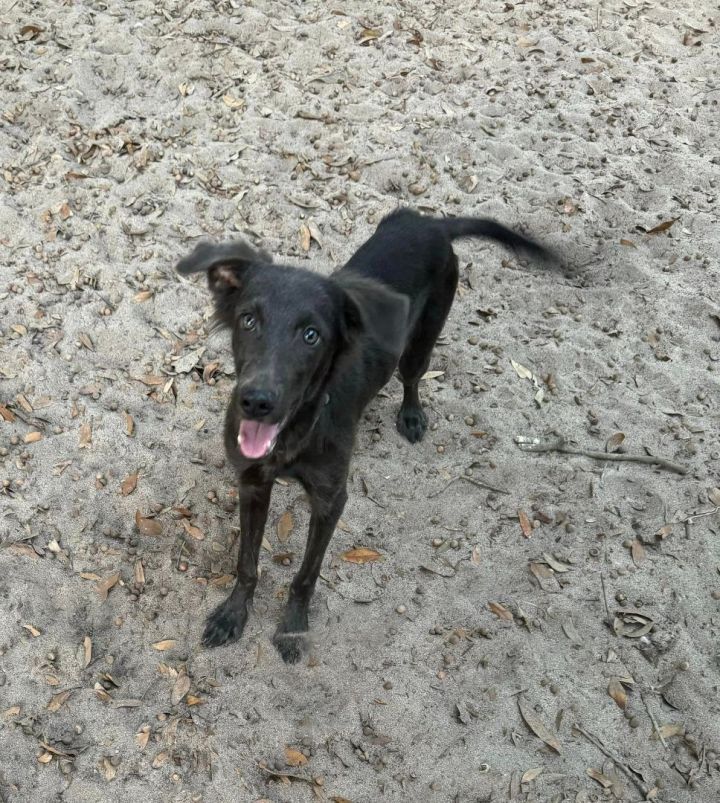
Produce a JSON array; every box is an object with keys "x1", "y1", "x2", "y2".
[
  {"x1": 133, "y1": 290, "x2": 153, "y2": 303},
  {"x1": 517, "y1": 696, "x2": 562, "y2": 754},
  {"x1": 24, "y1": 431, "x2": 43, "y2": 443},
  {"x1": 587, "y1": 767, "x2": 613, "y2": 788},
  {"x1": 605, "y1": 432, "x2": 625, "y2": 452},
  {"x1": 518, "y1": 510, "x2": 533, "y2": 538},
  {"x1": 124, "y1": 412, "x2": 135, "y2": 437},
  {"x1": 152, "y1": 639, "x2": 176, "y2": 651},
  {"x1": 655, "y1": 524, "x2": 673, "y2": 540},
  {"x1": 22, "y1": 623, "x2": 42, "y2": 637},
  {"x1": 79, "y1": 571, "x2": 102, "y2": 581},
  {"x1": 277, "y1": 511, "x2": 294, "y2": 543},
  {"x1": 171, "y1": 674, "x2": 191, "y2": 706},
  {"x1": 284, "y1": 746, "x2": 308, "y2": 767},
  {"x1": 37, "y1": 752, "x2": 53, "y2": 764},
  {"x1": 619, "y1": 239, "x2": 637, "y2": 248},
  {"x1": 95, "y1": 573, "x2": 120, "y2": 601},
  {"x1": 79, "y1": 422, "x2": 92, "y2": 448},
  {"x1": 136, "y1": 725, "x2": 150, "y2": 750},
  {"x1": 470, "y1": 545, "x2": 481, "y2": 566},
  {"x1": 299, "y1": 224, "x2": 311, "y2": 252},
  {"x1": 83, "y1": 636, "x2": 92, "y2": 668},
  {"x1": 631, "y1": 539, "x2": 646, "y2": 567},
  {"x1": 708, "y1": 487, "x2": 720, "y2": 507},
  {"x1": 210, "y1": 574, "x2": 235, "y2": 588},
  {"x1": 488, "y1": 601, "x2": 513, "y2": 621},
  {"x1": 186, "y1": 694, "x2": 203, "y2": 706},
  {"x1": 608, "y1": 677, "x2": 628, "y2": 709},
  {"x1": 0, "y1": 404, "x2": 15, "y2": 422},
  {"x1": 521, "y1": 766, "x2": 544, "y2": 784},
  {"x1": 645, "y1": 218, "x2": 678, "y2": 235},
  {"x1": 120, "y1": 473, "x2": 138, "y2": 496},
  {"x1": 135, "y1": 510, "x2": 162, "y2": 537},
  {"x1": 3, "y1": 705, "x2": 22, "y2": 718},
  {"x1": 134, "y1": 560, "x2": 145, "y2": 587},
  {"x1": 341, "y1": 547, "x2": 382, "y2": 564},
  {"x1": 152, "y1": 751, "x2": 169, "y2": 768},
  {"x1": 177, "y1": 519, "x2": 203, "y2": 542},
  {"x1": 47, "y1": 690, "x2": 72, "y2": 713},
  {"x1": 653, "y1": 723, "x2": 684, "y2": 740}
]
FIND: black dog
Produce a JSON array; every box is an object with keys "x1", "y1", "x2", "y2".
[{"x1": 176, "y1": 208, "x2": 550, "y2": 662}]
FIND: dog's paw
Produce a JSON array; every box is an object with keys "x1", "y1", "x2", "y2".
[
  {"x1": 396, "y1": 406, "x2": 428, "y2": 443},
  {"x1": 272, "y1": 630, "x2": 306, "y2": 664},
  {"x1": 202, "y1": 601, "x2": 248, "y2": 648}
]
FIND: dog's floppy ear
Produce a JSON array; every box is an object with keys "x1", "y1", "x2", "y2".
[
  {"x1": 335, "y1": 274, "x2": 409, "y2": 359},
  {"x1": 175, "y1": 240, "x2": 271, "y2": 293}
]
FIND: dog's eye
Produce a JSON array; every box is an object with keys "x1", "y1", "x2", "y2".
[
  {"x1": 240, "y1": 313, "x2": 256, "y2": 331},
  {"x1": 303, "y1": 327, "x2": 320, "y2": 346}
]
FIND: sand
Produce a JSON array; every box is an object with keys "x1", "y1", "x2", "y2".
[{"x1": 1, "y1": 0, "x2": 719, "y2": 801}]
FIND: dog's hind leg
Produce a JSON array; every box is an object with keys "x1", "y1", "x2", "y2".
[
  {"x1": 396, "y1": 253, "x2": 459, "y2": 443},
  {"x1": 203, "y1": 480, "x2": 272, "y2": 648},
  {"x1": 273, "y1": 483, "x2": 348, "y2": 663}
]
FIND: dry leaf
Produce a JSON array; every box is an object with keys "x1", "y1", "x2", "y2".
[
  {"x1": 95, "y1": 573, "x2": 120, "y2": 601},
  {"x1": 11, "y1": 324, "x2": 27, "y2": 336},
  {"x1": 181, "y1": 519, "x2": 204, "y2": 540},
  {"x1": 653, "y1": 723, "x2": 684, "y2": 740},
  {"x1": 100, "y1": 757, "x2": 116, "y2": 781},
  {"x1": 79, "y1": 422, "x2": 92, "y2": 447},
  {"x1": 80, "y1": 571, "x2": 102, "y2": 581},
  {"x1": 619, "y1": 238, "x2": 637, "y2": 248},
  {"x1": 341, "y1": 547, "x2": 382, "y2": 564},
  {"x1": 655, "y1": 524, "x2": 673, "y2": 540},
  {"x1": 277, "y1": 511, "x2": 293, "y2": 543},
  {"x1": 47, "y1": 690, "x2": 72, "y2": 712},
  {"x1": 134, "y1": 560, "x2": 145, "y2": 587},
  {"x1": 470, "y1": 545, "x2": 481, "y2": 566},
  {"x1": 645, "y1": 219, "x2": 677, "y2": 235},
  {"x1": 83, "y1": 636, "x2": 92, "y2": 668},
  {"x1": 420, "y1": 370, "x2": 444, "y2": 381},
  {"x1": 152, "y1": 639, "x2": 176, "y2": 651},
  {"x1": 284, "y1": 746, "x2": 308, "y2": 767},
  {"x1": 0, "y1": 404, "x2": 15, "y2": 422},
  {"x1": 124, "y1": 412, "x2": 135, "y2": 437},
  {"x1": 605, "y1": 432, "x2": 625, "y2": 452},
  {"x1": 222, "y1": 94, "x2": 245, "y2": 110},
  {"x1": 22, "y1": 623, "x2": 42, "y2": 637},
  {"x1": 121, "y1": 473, "x2": 138, "y2": 496},
  {"x1": 136, "y1": 725, "x2": 150, "y2": 749},
  {"x1": 171, "y1": 674, "x2": 191, "y2": 706},
  {"x1": 151, "y1": 751, "x2": 169, "y2": 768},
  {"x1": 37, "y1": 752, "x2": 53, "y2": 764},
  {"x1": 518, "y1": 510, "x2": 533, "y2": 538},
  {"x1": 521, "y1": 767, "x2": 543, "y2": 784},
  {"x1": 607, "y1": 677, "x2": 628, "y2": 709},
  {"x1": 517, "y1": 697, "x2": 562, "y2": 754},
  {"x1": 3, "y1": 705, "x2": 21, "y2": 718},
  {"x1": 299, "y1": 224, "x2": 311, "y2": 251},
  {"x1": 511, "y1": 359, "x2": 533, "y2": 380},
  {"x1": 186, "y1": 694, "x2": 203, "y2": 706},
  {"x1": 488, "y1": 601, "x2": 513, "y2": 621},
  {"x1": 133, "y1": 290, "x2": 153, "y2": 303},
  {"x1": 542, "y1": 553, "x2": 571, "y2": 573},
  {"x1": 708, "y1": 487, "x2": 720, "y2": 507},
  {"x1": 24, "y1": 431, "x2": 43, "y2": 443},
  {"x1": 135, "y1": 510, "x2": 162, "y2": 537},
  {"x1": 587, "y1": 767, "x2": 613, "y2": 788},
  {"x1": 631, "y1": 539, "x2": 646, "y2": 566}
]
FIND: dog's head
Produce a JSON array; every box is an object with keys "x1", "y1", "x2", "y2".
[{"x1": 176, "y1": 240, "x2": 408, "y2": 460}]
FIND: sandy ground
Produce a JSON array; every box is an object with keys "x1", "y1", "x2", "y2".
[{"x1": 1, "y1": 0, "x2": 719, "y2": 801}]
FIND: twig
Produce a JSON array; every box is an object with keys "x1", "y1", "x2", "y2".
[
  {"x1": 641, "y1": 692, "x2": 667, "y2": 749},
  {"x1": 429, "y1": 474, "x2": 510, "y2": 498},
  {"x1": 574, "y1": 723, "x2": 649, "y2": 798},
  {"x1": 255, "y1": 762, "x2": 316, "y2": 785},
  {"x1": 599, "y1": 573, "x2": 610, "y2": 620},
  {"x1": 516, "y1": 435, "x2": 688, "y2": 475}
]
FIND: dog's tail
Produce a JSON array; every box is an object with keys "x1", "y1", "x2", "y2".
[{"x1": 439, "y1": 217, "x2": 551, "y2": 261}]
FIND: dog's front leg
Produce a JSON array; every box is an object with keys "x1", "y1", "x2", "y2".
[
  {"x1": 202, "y1": 481, "x2": 272, "y2": 648},
  {"x1": 273, "y1": 484, "x2": 348, "y2": 663}
]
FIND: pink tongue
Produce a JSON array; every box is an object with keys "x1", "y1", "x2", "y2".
[{"x1": 238, "y1": 420, "x2": 280, "y2": 459}]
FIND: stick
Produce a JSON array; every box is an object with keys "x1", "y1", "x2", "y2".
[
  {"x1": 574, "y1": 724, "x2": 649, "y2": 797},
  {"x1": 641, "y1": 692, "x2": 667, "y2": 749},
  {"x1": 429, "y1": 475, "x2": 510, "y2": 498},
  {"x1": 516, "y1": 436, "x2": 687, "y2": 475}
]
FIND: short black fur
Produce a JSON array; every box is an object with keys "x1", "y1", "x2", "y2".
[{"x1": 176, "y1": 208, "x2": 553, "y2": 662}]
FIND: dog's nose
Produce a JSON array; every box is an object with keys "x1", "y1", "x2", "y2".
[{"x1": 239, "y1": 387, "x2": 277, "y2": 419}]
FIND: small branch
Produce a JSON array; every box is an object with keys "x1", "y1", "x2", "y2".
[
  {"x1": 641, "y1": 692, "x2": 667, "y2": 749},
  {"x1": 516, "y1": 436, "x2": 688, "y2": 475},
  {"x1": 429, "y1": 474, "x2": 510, "y2": 498},
  {"x1": 574, "y1": 724, "x2": 649, "y2": 798}
]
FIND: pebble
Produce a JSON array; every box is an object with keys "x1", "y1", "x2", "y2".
[{"x1": 396, "y1": 604, "x2": 407, "y2": 615}]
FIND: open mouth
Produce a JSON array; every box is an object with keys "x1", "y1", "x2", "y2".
[{"x1": 237, "y1": 419, "x2": 281, "y2": 460}]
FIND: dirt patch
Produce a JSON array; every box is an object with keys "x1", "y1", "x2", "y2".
[{"x1": 1, "y1": 1, "x2": 719, "y2": 801}]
